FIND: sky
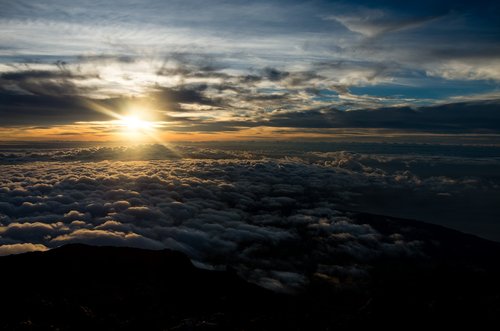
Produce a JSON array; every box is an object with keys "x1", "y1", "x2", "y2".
[{"x1": 0, "y1": 0, "x2": 499, "y2": 142}]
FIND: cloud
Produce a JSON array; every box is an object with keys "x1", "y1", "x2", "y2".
[
  {"x1": 1, "y1": 49, "x2": 498, "y2": 135},
  {"x1": 0, "y1": 243, "x2": 48, "y2": 256},
  {"x1": 0, "y1": 0, "x2": 499, "y2": 138},
  {"x1": 0, "y1": 222, "x2": 66, "y2": 241},
  {"x1": 1, "y1": 144, "x2": 499, "y2": 289},
  {"x1": 261, "y1": 100, "x2": 500, "y2": 133},
  {"x1": 426, "y1": 59, "x2": 500, "y2": 81},
  {"x1": 50, "y1": 229, "x2": 165, "y2": 249},
  {"x1": 150, "y1": 85, "x2": 224, "y2": 112},
  {"x1": 0, "y1": 1, "x2": 499, "y2": 293},
  {"x1": 327, "y1": 9, "x2": 442, "y2": 38}
]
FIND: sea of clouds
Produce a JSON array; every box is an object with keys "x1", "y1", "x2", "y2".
[{"x1": 1, "y1": 143, "x2": 499, "y2": 291}]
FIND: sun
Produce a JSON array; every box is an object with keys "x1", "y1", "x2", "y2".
[
  {"x1": 113, "y1": 112, "x2": 158, "y2": 142},
  {"x1": 119, "y1": 115, "x2": 154, "y2": 131},
  {"x1": 86, "y1": 101, "x2": 166, "y2": 142}
]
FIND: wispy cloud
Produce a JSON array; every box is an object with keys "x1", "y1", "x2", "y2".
[
  {"x1": 325, "y1": 9, "x2": 443, "y2": 38},
  {"x1": 0, "y1": 0, "x2": 499, "y2": 139}
]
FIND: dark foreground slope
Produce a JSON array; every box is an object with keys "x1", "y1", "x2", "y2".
[
  {"x1": 0, "y1": 244, "x2": 287, "y2": 331},
  {"x1": 2, "y1": 213, "x2": 500, "y2": 330}
]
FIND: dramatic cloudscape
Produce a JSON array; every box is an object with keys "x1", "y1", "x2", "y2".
[
  {"x1": 1, "y1": 142, "x2": 500, "y2": 291},
  {"x1": 1, "y1": 3, "x2": 500, "y2": 326},
  {"x1": 0, "y1": 0, "x2": 499, "y2": 141}
]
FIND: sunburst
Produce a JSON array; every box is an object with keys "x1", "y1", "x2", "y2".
[{"x1": 118, "y1": 115, "x2": 155, "y2": 132}]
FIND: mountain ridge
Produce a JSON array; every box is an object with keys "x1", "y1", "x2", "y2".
[{"x1": 2, "y1": 212, "x2": 500, "y2": 330}]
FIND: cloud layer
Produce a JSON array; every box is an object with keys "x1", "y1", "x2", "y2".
[{"x1": 1, "y1": 144, "x2": 499, "y2": 290}]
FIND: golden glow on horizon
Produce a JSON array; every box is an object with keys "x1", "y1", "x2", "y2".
[{"x1": 2, "y1": 125, "x2": 500, "y2": 146}]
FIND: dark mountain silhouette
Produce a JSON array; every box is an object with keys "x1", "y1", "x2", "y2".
[{"x1": 2, "y1": 212, "x2": 500, "y2": 330}]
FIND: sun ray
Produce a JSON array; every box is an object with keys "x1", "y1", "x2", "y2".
[{"x1": 82, "y1": 100, "x2": 183, "y2": 157}]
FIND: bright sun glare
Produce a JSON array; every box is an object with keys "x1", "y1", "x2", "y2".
[
  {"x1": 119, "y1": 115, "x2": 154, "y2": 131},
  {"x1": 113, "y1": 111, "x2": 158, "y2": 142},
  {"x1": 87, "y1": 102, "x2": 166, "y2": 143}
]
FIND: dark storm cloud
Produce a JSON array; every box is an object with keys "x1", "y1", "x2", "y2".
[
  {"x1": 2, "y1": 70, "x2": 77, "y2": 81},
  {"x1": 151, "y1": 85, "x2": 223, "y2": 112},
  {"x1": 265, "y1": 110, "x2": 333, "y2": 129},
  {"x1": 285, "y1": 71, "x2": 325, "y2": 87},
  {"x1": 0, "y1": 77, "x2": 221, "y2": 125},
  {"x1": 256, "y1": 100, "x2": 500, "y2": 133},
  {"x1": 0, "y1": 92, "x2": 105, "y2": 125},
  {"x1": 241, "y1": 93, "x2": 290, "y2": 102},
  {"x1": 263, "y1": 67, "x2": 289, "y2": 82},
  {"x1": 0, "y1": 64, "x2": 107, "y2": 125},
  {"x1": 76, "y1": 54, "x2": 137, "y2": 64},
  {"x1": 340, "y1": 101, "x2": 500, "y2": 132},
  {"x1": 0, "y1": 65, "x2": 98, "y2": 94},
  {"x1": 156, "y1": 61, "x2": 322, "y2": 87},
  {"x1": 156, "y1": 100, "x2": 500, "y2": 134},
  {"x1": 156, "y1": 52, "x2": 226, "y2": 78}
]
